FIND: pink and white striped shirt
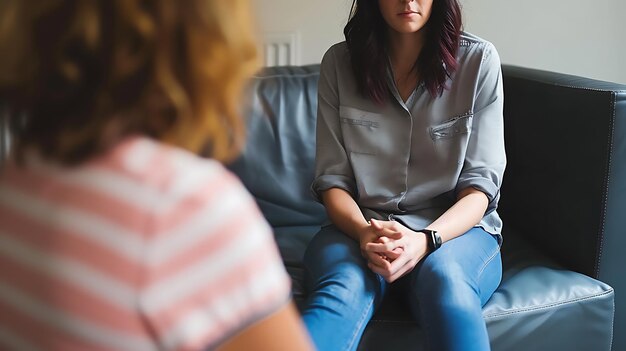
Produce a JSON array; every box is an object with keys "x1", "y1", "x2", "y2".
[{"x1": 0, "y1": 136, "x2": 291, "y2": 351}]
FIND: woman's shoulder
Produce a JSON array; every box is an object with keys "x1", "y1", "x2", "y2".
[
  {"x1": 99, "y1": 136, "x2": 242, "y2": 204},
  {"x1": 321, "y1": 41, "x2": 350, "y2": 67},
  {"x1": 324, "y1": 41, "x2": 349, "y2": 56},
  {"x1": 319, "y1": 41, "x2": 357, "y2": 87},
  {"x1": 455, "y1": 32, "x2": 502, "y2": 80},
  {"x1": 459, "y1": 32, "x2": 497, "y2": 52}
]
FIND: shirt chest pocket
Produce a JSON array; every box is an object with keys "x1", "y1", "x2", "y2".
[
  {"x1": 339, "y1": 106, "x2": 383, "y2": 155},
  {"x1": 429, "y1": 113, "x2": 473, "y2": 140},
  {"x1": 428, "y1": 113, "x2": 473, "y2": 165}
]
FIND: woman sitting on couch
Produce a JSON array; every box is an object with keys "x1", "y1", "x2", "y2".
[{"x1": 303, "y1": 0, "x2": 506, "y2": 350}]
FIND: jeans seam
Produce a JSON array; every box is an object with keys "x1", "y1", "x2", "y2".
[
  {"x1": 476, "y1": 242, "x2": 500, "y2": 281},
  {"x1": 344, "y1": 285, "x2": 377, "y2": 351}
]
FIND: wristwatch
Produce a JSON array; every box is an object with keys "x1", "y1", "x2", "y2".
[{"x1": 420, "y1": 229, "x2": 442, "y2": 252}]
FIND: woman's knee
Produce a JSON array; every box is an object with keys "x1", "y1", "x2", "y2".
[
  {"x1": 304, "y1": 226, "x2": 365, "y2": 272},
  {"x1": 414, "y1": 258, "x2": 475, "y2": 299},
  {"x1": 408, "y1": 263, "x2": 478, "y2": 326},
  {"x1": 304, "y1": 226, "x2": 383, "y2": 297}
]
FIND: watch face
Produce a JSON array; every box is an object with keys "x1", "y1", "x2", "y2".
[
  {"x1": 433, "y1": 231, "x2": 442, "y2": 249},
  {"x1": 423, "y1": 229, "x2": 441, "y2": 251}
]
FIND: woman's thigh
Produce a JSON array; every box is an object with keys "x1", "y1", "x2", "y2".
[
  {"x1": 411, "y1": 227, "x2": 502, "y2": 306},
  {"x1": 405, "y1": 228, "x2": 501, "y2": 351},
  {"x1": 301, "y1": 225, "x2": 387, "y2": 351}
]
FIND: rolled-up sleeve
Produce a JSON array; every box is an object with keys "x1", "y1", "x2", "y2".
[
  {"x1": 455, "y1": 43, "x2": 506, "y2": 214},
  {"x1": 311, "y1": 47, "x2": 357, "y2": 202}
]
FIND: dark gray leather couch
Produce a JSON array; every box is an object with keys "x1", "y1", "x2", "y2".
[{"x1": 229, "y1": 64, "x2": 625, "y2": 351}]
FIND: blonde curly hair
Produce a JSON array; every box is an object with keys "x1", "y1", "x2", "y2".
[{"x1": 0, "y1": 0, "x2": 259, "y2": 164}]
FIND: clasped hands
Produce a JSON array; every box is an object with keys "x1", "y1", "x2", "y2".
[{"x1": 359, "y1": 218, "x2": 429, "y2": 283}]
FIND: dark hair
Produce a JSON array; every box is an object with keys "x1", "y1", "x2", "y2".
[{"x1": 344, "y1": 0, "x2": 462, "y2": 102}]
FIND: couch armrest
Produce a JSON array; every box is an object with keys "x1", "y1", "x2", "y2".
[{"x1": 500, "y1": 64, "x2": 626, "y2": 349}]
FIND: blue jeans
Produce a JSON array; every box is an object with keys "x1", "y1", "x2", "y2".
[{"x1": 301, "y1": 225, "x2": 502, "y2": 351}]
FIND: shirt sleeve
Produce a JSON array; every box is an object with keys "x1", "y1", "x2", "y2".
[
  {"x1": 139, "y1": 164, "x2": 291, "y2": 351},
  {"x1": 310, "y1": 46, "x2": 358, "y2": 202},
  {"x1": 455, "y1": 43, "x2": 507, "y2": 214}
]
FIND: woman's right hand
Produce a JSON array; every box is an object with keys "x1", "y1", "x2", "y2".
[
  {"x1": 362, "y1": 219, "x2": 429, "y2": 283},
  {"x1": 319, "y1": 189, "x2": 404, "y2": 268},
  {"x1": 357, "y1": 220, "x2": 403, "y2": 269}
]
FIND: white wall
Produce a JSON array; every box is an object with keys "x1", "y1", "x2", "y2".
[
  {"x1": 253, "y1": 0, "x2": 626, "y2": 84},
  {"x1": 461, "y1": 0, "x2": 626, "y2": 84},
  {"x1": 252, "y1": 0, "x2": 350, "y2": 66}
]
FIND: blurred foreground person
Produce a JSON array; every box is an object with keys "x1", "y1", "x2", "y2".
[{"x1": 0, "y1": 1, "x2": 313, "y2": 350}]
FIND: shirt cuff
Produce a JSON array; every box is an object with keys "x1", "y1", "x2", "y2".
[
  {"x1": 311, "y1": 174, "x2": 357, "y2": 203},
  {"x1": 455, "y1": 177, "x2": 500, "y2": 214}
]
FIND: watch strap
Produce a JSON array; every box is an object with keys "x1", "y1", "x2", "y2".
[{"x1": 420, "y1": 229, "x2": 442, "y2": 252}]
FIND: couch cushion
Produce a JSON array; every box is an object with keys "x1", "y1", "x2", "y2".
[{"x1": 484, "y1": 232, "x2": 614, "y2": 351}]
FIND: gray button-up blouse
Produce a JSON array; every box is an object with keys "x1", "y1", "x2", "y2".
[{"x1": 311, "y1": 33, "x2": 506, "y2": 238}]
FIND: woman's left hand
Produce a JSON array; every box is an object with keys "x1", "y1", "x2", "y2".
[{"x1": 364, "y1": 219, "x2": 429, "y2": 283}]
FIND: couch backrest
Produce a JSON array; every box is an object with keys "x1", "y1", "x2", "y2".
[{"x1": 228, "y1": 65, "x2": 326, "y2": 231}]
